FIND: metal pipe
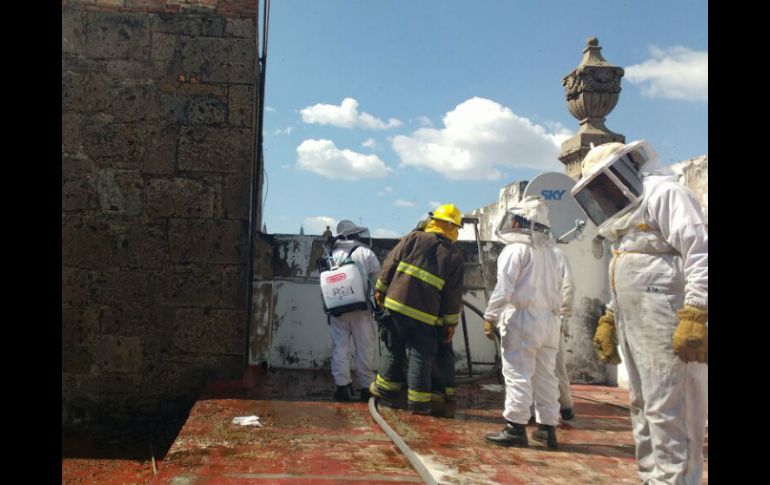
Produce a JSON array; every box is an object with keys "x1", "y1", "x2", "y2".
[
  {"x1": 244, "y1": 0, "x2": 271, "y2": 367},
  {"x1": 460, "y1": 308, "x2": 472, "y2": 377}
]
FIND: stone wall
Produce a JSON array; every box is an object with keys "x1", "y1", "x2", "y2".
[{"x1": 62, "y1": 0, "x2": 258, "y2": 429}]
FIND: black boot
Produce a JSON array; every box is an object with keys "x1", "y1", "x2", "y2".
[
  {"x1": 369, "y1": 382, "x2": 398, "y2": 408},
  {"x1": 485, "y1": 422, "x2": 529, "y2": 447},
  {"x1": 359, "y1": 386, "x2": 372, "y2": 402},
  {"x1": 531, "y1": 424, "x2": 558, "y2": 449},
  {"x1": 408, "y1": 401, "x2": 431, "y2": 415},
  {"x1": 334, "y1": 384, "x2": 353, "y2": 402}
]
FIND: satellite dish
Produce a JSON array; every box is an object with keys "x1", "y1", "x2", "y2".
[{"x1": 522, "y1": 172, "x2": 585, "y2": 243}]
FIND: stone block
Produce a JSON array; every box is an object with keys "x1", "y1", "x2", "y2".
[
  {"x1": 149, "y1": 12, "x2": 201, "y2": 36},
  {"x1": 62, "y1": 266, "x2": 90, "y2": 307},
  {"x1": 227, "y1": 84, "x2": 253, "y2": 127},
  {"x1": 62, "y1": 72, "x2": 110, "y2": 113},
  {"x1": 225, "y1": 18, "x2": 254, "y2": 38},
  {"x1": 163, "y1": 264, "x2": 222, "y2": 307},
  {"x1": 62, "y1": 172, "x2": 99, "y2": 212},
  {"x1": 89, "y1": 270, "x2": 161, "y2": 305},
  {"x1": 141, "y1": 124, "x2": 178, "y2": 175},
  {"x1": 159, "y1": 92, "x2": 189, "y2": 124},
  {"x1": 62, "y1": 217, "x2": 115, "y2": 269},
  {"x1": 62, "y1": 307, "x2": 100, "y2": 348},
  {"x1": 169, "y1": 218, "x2": 249, "y2": 264},
  {"x1": 221, "y1": 265, "x2": 247, "y2": 308},
  {"x1": 62, "y1": 348, "x2": 94, "y2": 374},
  {"x1": 115, "y1": 222, "x2": 168, "y2": 268},
  {"x1": 83, "y1": 123, "x2": 146, "y2": 169},
  {"x1": 139, "y1": 360, "x2": 201, "y2": 399},
  {"x1": 122, "y1": 304, "x2": 175, "y2": 337},
  {"x1": 105, "y1": 59, "x2": 169, "y2": 80},
  {"x1": 84, "y1": 12, "x2": 151, "y2": 60},
  {"x1": 150, "y1": 32, "x2": 177, "y2": 61},
  {"x1": 62, "y1": 154, "x2": 94, "y2": 174},
  {"x1": 177, "y1": 126, "x2": 252, "y2": 173},
  {"x1": 97, "y1": 306, "x2": 122, "y2": 334},
  {"x1": 62, "y1": 113, "x2": 82, "y2": 154},
  {"x1": 126, "y1": 0, "x2": 166, "y2": 9},
  {"x1": 222, "y1": 173, "x2": 250, "y2": 219},
  {"x1": 91, "y1": 335, "x2": 143, "y2": 373},
  {"x1": 96, "y1": 169, "x2": 145, "y2": 215},
  {"x1": 105, "y1": 81, "x2": 164, "y2": 122},
  {"x1": 62, "y1": 9, "x2": 85, "y2": 55},
  {"x1": 173, "y1": 308, "x2": 245, "y2": 354},
  {"x1": 201, "y1": 16, "x2": 225, "y2": 36},
  {"x1": 146, "y1": 177, "x2": 216, "y2": 218},
  {"x1": 188, "y1": 95, "x2": 227, "y2": 124},
  {"x1": 177, "y1": 36, "x2": 255, "y2": 83},
  {"x1": 79, "y1": 371, "x2": 142, "y2": 397}
]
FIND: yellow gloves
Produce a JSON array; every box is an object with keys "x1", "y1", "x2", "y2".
[
  {"x1": 673, "y1": 305, "x2": 708, "y2": 363},
  {"x1": 483, "y1": 321, "x2": 496, "y2": 340},
  {"x1": 593, "y1": 310, "x2": 622, "y2": 365}
]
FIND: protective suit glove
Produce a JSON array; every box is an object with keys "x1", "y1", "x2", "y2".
[
  {"x1": 483, "y1": 321, "x2": 496, "y2": 340},
  {"x1": 593, "y1": 311, "x2": 622, "y2": 365},
  {"x1": 673, "y1": 305, "x2": 708, "y2": 363}
]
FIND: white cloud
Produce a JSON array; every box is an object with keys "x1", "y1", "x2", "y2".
[
  {"x1": 376, "y1": 186, "x2": 393, "y2": 196},
  {"x1": 625, "y1": 46, "x2": 708, "y2": 102},
  {"x1": 304, "y1": 216, "x2": 338, "y2": 235},
  {"x1": 391, "y1": 97, "x2": 569, "y2": 180},
  {"x1": 272, "y1": 127, "x2": 294, "y2": 136},
  {"x1": 296, "y1": 139, "x2": 391, "y2": 180},
  {"x1": 372, "y1": 228, "x2": 401, "y2": 238},
  {"x1": 300, "y1": 98, "x2": 403, "y2": 130},
  {"x1": 428, "y1": 201, "x2": 442, "y2": 209},
  {"x1": 393, "y1": 199, "x2": 415, "y2": 207},
  {"x1": 416, "y1": 115, "x2": 433, "y2": 127},
  {"x1": 362, "y1": 138, "x2": 377, "y2": 149},
  {"x1": 265, "y1": 106, "x2": 276, "y2": 112}
]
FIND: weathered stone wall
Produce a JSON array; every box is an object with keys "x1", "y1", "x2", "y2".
[
  {"x1": 62, "y1": 0, "x2": 258, "y2": 429},
  {"x1": 671, "y1": 155, "x2": 708, "y2": 227}
]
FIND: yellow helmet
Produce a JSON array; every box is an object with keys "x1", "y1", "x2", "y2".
[{"x1": 431, "y1": 203, "x2": 462, "y2": 227}]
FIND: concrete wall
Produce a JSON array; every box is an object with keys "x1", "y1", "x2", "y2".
[
  {"x1": 62, "y1": 0, "x2": 258, "y2": 429},
  {"x1": 247, "y1": 235, "x2": 505, "y2": 375}
]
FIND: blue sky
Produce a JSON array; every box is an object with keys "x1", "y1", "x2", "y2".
[{"x1": 261, "y1": 0, "x2": 707, "y2": 237}]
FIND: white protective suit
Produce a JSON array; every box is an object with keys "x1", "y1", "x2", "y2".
[
  {"x1": 577, "y1": 141, "x2": 708, "y2": 485},
  {"x1": 329, "y1": 239, "x2": 381, "y2": 389},
  {"x1": 484, "y1": 227, "x2": 574, "y2": 427},
  {"x1": 605, "y1": 169, "x2": 708, "y2": 485}
]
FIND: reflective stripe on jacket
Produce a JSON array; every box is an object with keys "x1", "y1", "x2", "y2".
[{"x1": 376, "y1": 231, "x2": 464, "y2": 326}]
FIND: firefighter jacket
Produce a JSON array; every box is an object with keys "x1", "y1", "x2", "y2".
[{"x1": 375, "y1": 230, "x2": 464, "y2": 326}]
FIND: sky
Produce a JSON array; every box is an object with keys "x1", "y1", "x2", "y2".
[{"x1": 261, "y1": 0, "x2": 708, "y2": 238}]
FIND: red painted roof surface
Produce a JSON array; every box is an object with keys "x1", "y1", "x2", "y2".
[{"x1": 63, "y1": 369, "x2": 708, "y2": 484}]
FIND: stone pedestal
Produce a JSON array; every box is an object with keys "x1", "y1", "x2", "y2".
[{"x1": 559, "y1": 37, "x2": 625, "y2": 179}]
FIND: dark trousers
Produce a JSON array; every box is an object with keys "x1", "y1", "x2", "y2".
[
  {"x1": 377, "y1": 311, "x2": 438, "y2": 406},
  {"x1": 432, "y1": 327, "x2": 455, "y2": 394}
]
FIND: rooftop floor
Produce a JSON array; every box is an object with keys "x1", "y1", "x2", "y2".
[{"x1": 62, "y1": 369, "x2": 708, "y2": 484}]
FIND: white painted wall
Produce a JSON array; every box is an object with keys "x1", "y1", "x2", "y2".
[{"x1": 266, "y1": 279, "x2": 499, "y2": 372}]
